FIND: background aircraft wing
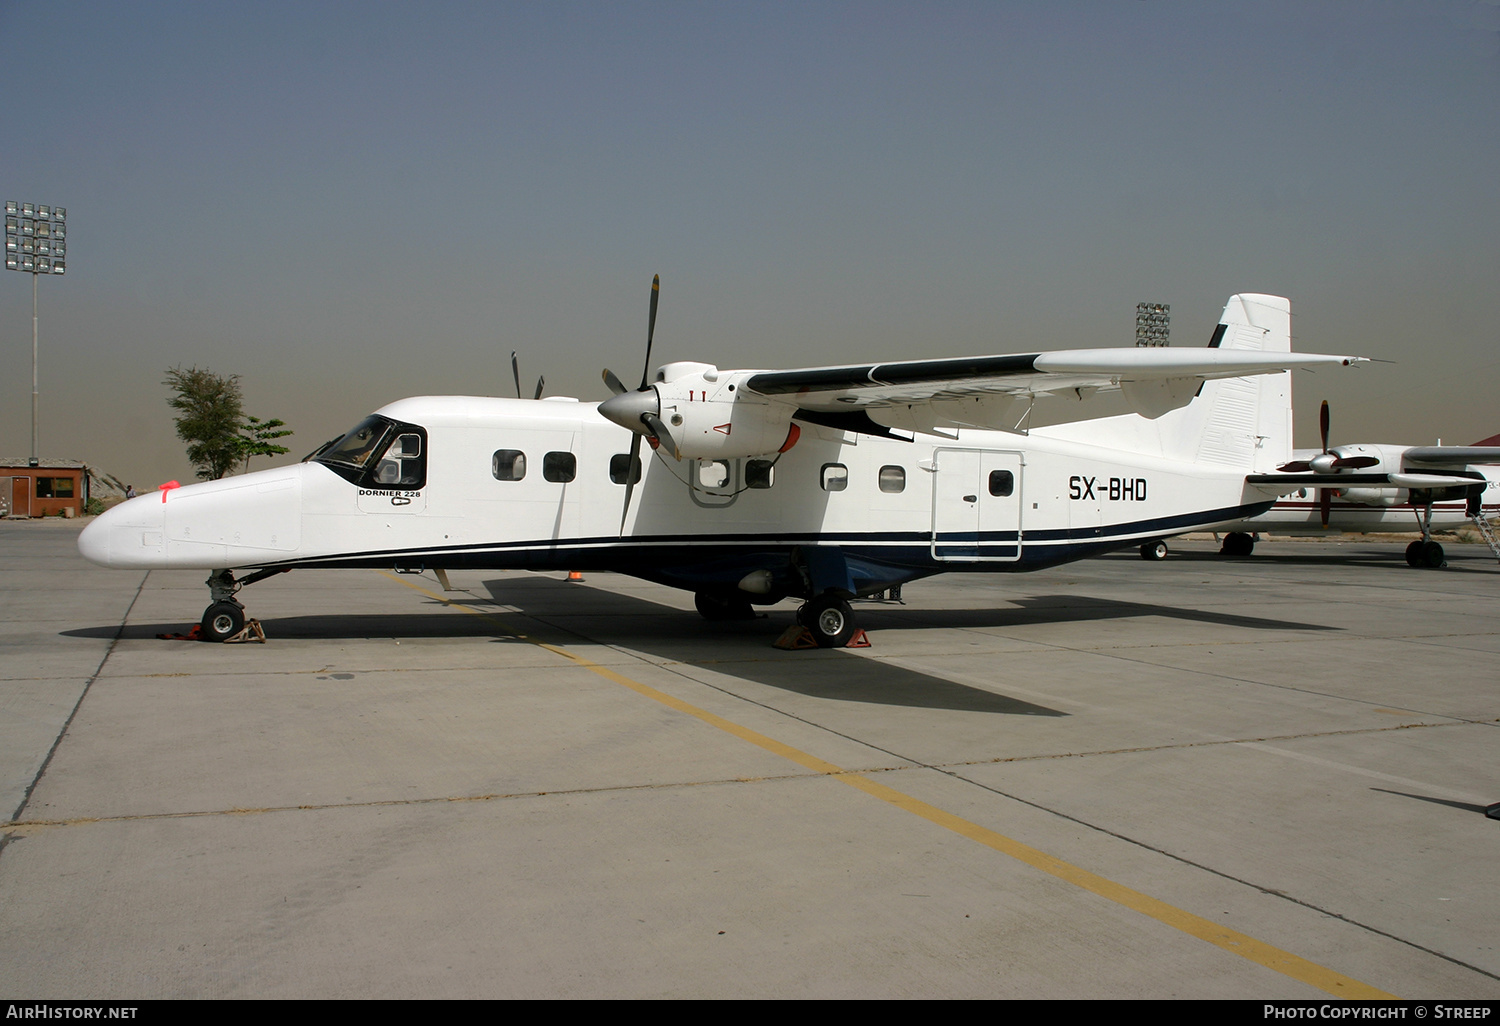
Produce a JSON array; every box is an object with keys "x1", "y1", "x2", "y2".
[
  {"x1": 1400, "y1": 446, "x2": 1500, "y2": 466},
  {"x1": 1246, "y1": 471, "x2": 1482, "y2": 496}
]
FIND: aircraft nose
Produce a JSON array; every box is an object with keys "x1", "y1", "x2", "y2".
[
  {"x1": 77, "y1": 494, "x2": 165, "y2": 568},
  {"x1": 77, "y1": 512, "x2": 110, "y2": 565}
]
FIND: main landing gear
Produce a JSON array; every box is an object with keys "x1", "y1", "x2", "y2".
[
  {"x1": 1405, "y1": 502, "x2": 1446, "y2": 569},
  {"x1": 697, "y1": 586, "x2": 863, "y2": 649},
  {"x1": 797, "y1": 594, "x2": 857, "y2": 648},
  {"x1": 1219, "y1": 531, "x2": 1256, "y2": 557},
  {"x1": 694, "y1": 591, "x2": 757, "y2": 621}
]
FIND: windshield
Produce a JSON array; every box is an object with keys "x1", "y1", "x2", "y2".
[
  {"x1": 318, "y1": 415, "x2": 394, "y2": 470},
  {"x1": 313, "y1": 414, "x2": 428, "y2": 490}
]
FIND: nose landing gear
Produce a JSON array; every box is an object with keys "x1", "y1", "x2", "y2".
[
  {"x1": 202, "y1": 599, "x2": 247, "y2": 642},
  {"x1": 196, "y1": 568, "x2": 282, "y2": 642}
]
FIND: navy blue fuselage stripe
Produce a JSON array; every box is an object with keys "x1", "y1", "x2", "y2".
[{"x1": 246, "y1": 501, "x2": 1272, "y2": 573}]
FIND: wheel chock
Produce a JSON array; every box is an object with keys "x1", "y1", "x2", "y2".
[
  {"x1": 224, "y1": 619, "x2": 267, "y2": 644},
  {"x1": 774, "y1": 625, "x2": 819, "y2": 649},
  {"x1": 773, "y1": 626, "x2": 873, "y2": 650},
  {"x1": 156, "y1": 624, "x2": 202, "y2": 641}
]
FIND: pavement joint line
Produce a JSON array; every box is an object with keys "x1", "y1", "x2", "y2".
[
  {"x1": 8, "y1": 572, "x2": 148, "y2": 824},
  {"x1": 0, "y1": 770, "x2": 838, "y2": 830},
  {"x1": 383, "y1": 572, "x2": 1396, "y2": 1000}
]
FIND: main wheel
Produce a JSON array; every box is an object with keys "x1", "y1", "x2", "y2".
[
  {"x1": 1420, "y1": 540, "x2": 1445, "y2": 568},
  {"x1": 1220, "y1": 532, "x2": 1255, "y2": 557},
  {"x1": 1405, "y1": 540, "x2": 1425, "y2": 567},
  {"x1": 1139, "y1": 540, "x2": 1169, "y2": 561},
  {"x1": 694, "y1": 591, "x2": 755, "y2": 621},
  {"x1": 201, "y1": 601, "x2": 245, "y2": 642},
  {"x1": 804, "y1": 594, "x2": 856, "y2": 648}
]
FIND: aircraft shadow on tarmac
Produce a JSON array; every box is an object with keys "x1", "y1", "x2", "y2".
[
  {"x1": 1115, "y1": 546, "x2": 1497, "y2": 573},
  {"x1": 1370, "y1": 787, "x2": 1499, "y2": 820},
  {"x1": 63, "y1": 572, "x2": 1338, "y2": 718}
]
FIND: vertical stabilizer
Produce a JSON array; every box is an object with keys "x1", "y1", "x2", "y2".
[
  {"x1": 1176, "y1": 293, "x2": 1293, "y2": 472},
  {"x1": 1034, "y1": 294, "x2": 1294, "y2": 472}
]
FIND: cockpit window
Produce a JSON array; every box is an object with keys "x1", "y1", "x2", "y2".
[
  {"x1": 315, "y1": 414, "x2": 427, "y2": 489},
  {"x1": 320, "y1": 416, "x2": 393, "y2": 470}
]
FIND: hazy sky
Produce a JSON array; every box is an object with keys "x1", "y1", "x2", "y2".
[{"x1": 3, "y1": 0, "x2": 1498, "y2": 489}]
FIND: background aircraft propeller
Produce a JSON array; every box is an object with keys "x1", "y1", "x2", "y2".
[
  {"x1": 510, "y1": 351, "x2": 545, "y2": 400},
  {"x1": 1276, "y1": 400, "x2": 1379, "y2": 526}
]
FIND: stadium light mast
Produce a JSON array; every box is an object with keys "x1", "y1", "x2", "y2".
[
  {"x1": 1134, "y1": 302, "x2": 1169, "y2": 347},
  {"x1": 4, "y1": 201, "x2": 67, "y2": 467}
]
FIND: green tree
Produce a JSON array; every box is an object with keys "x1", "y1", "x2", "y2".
[
  {"x1": 164, "y1": 366, "x2": 246, "y2": 480},
  {"x1": 164, "y1": 367, "x2": 295, "y2": 480},
  {"x1": 240, "y1": 416, "x2": 294, "y2": 474}
]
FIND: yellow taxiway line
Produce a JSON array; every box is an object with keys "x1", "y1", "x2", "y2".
[{"x1": 386, "y1": 572, "x2": 1395, "y2": 999}]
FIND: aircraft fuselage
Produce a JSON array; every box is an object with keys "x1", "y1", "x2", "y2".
[{"x1": 81, "y1": 394, "x2": 1274, "y2": 601}]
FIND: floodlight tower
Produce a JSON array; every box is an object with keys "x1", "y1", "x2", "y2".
[
  {"x1": 1134, "y1": 302, "x2": 1169, "y2": 347},
  {"x1": 4, "y1": 201, "x2": 67, "y2": 467}
]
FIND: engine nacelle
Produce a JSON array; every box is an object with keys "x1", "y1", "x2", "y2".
[
  {"x1": 1337, "y1": 487, "x2": 1401, "y2": 507},
  {"x1": 654, "y1": 366, "x2": 797, "y2": 460}
]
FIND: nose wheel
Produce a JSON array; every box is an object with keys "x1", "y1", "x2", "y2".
[{"x1": 201, "y1": 600, "x2": 246, "y2": 642}]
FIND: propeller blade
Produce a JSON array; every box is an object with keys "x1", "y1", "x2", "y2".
[
  {"x1": 1319, "y1": 399, "x2": 1330, "y2": 454},
  {"x1": 619, "y1": 432, "x2": 642, "y2": 534},
  {"x1": 642, "y1": 411, "x2": 679, "y2": 460},
  {"x1": 602, "y1": 368, "x2": 629, "y2": 396},
  {"x1": 534, "y1": 376, "x2": 545, "y2": 401},
  {"x1": 1320, "y1": 487, "x2": 1331, "y2": 528},
  {"x1": 640, "y1": 274, "x2": 660, "y2": 390},
  {"x1": 1331, "y1": 455, "x2": 1379, "y2": 470},
  {"x1": 1277, "y1": 460, "x2": 1314, "y2": 473},
  {"x1": 511, "y1": 351, "x2": 522, "y2": 400}
]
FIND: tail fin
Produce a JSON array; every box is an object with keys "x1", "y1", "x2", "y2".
[
  {"x1": 1165, "y1": 293, "x2": 1293, "y2": 472},
  {"x1": 1037, "y1": 294, "x2": 1294, "y2": 472}
]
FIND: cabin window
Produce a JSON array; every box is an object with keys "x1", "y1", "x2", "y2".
[
  {"x1": 543, "y1": 452, "x2": 576, "y2": 483},
  {"x1": 878, "y1": 466, "x2": 905, "y2": 493},
  {"x1": 746, "y1": 459, "x2": 775, "y2": 489},
  {"x1": 698, "y1": 460, "x2": 731, "y2": 489},
  {"x1": 610, "y1": 453, "x2": 641, "y2": 485},
  {"x1": 821, "y1": 463, "x2": 848, "y2": 492},
  {"x1": 988, "y1": 470, "x2": 1014, "y2": 497},
  {"x1": 492, "y1": 450, "x2": 527, "y2": 481}
]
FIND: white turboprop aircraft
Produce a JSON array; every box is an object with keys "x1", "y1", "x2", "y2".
[
  {"x1": 81, "y1": 286, "x2": 1372, "y2": 646},
  {"x1": 1176, "y1": 407, "x2": 1500, "y2": 566}
]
